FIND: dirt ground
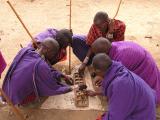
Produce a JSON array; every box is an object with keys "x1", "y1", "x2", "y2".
[{"x1": 0, "y1": 0, "x2": 160, "y2": 119}]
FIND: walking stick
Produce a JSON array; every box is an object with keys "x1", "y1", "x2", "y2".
[
  {"x1": 66, "y1": 0, "x2": 72, "y2": 74},
  {"x1": 0, "y1": 88, "x2": 25, "y2": 120},
  {"x1": 6, "y1": 0, "x2": 38, "y2": 48},
  {"x1": 113, "y1": 0, "x2": 123, "y2": 19}
]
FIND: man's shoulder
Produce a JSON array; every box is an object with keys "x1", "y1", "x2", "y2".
[
  {"x1": 34, "y1": 28, "x2": 57, "y2": 41},
  {"x1": 112, "y1": 41, "x2": 143, "y2": 50},
  {"x1": 72, "y1": 34, "x2": 86, "y2": 41},
  {"x1": 111, "y1": 72, "x2": 134, "y2": 91},
  {"x1": 114, "y1": 19, "x2": 126, "y2": 28},
  {"x1": 36, "y1": 59, "x2": 50, "y2": 70},
  {"x1": 114, "y1": 19, "x2": 125, "y2": 24},
  {"x1": 17, "y1": 47, "x2": 45, "y2": 65},
  {"x1": 46, "y1": 28, "x2": 58, "y2": 33},
  {"x1": 14, "y1": 47, "x2": 34, "y2": 59},
  {"x1": 40, "y1": 28, "x2": 57, "y2": 33}
]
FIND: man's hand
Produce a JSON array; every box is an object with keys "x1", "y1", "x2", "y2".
[
  {"x1": 86, "y1": 90, "x2": 97, "y2": 97},
  {"x1": 66, "y1": 87, "x2": 73, "y2": 93},
  {"x1": 66, "y1": 85, "x2": 79, "y2": 93},
  {"x1": 78, "y1": 63, "x2": 86, "y2": 76},
  {"x1": 63, "y1": 75, "x2": 74, "y2": 85},
  {"x1": 86, "y1": 90, "x2": 102, "y2": 97},
  {"x1": 94, "y1": 76, "x2": 103, "y2": 87},
  {"x1": 78, "y1": 84, "x2": 87, "y2": 91},
  {"x1": 108, "y1": 19, "x2": 114, "y2": 33}
]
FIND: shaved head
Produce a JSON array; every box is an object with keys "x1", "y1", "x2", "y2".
[
  {"x1": 92, "y1": 53, "x2": 112, "y2": 72},
  {"x1": 91, "y1": 37, "x2": 111, "y2": 54},
  {"x1": 40, "y1": 38, "x2": 59, "y2": 63},
  {"x1": 42, "y1": 38, "x2": 59, "y2": 52},
  {"x1": 93, "y1": 11, "x2": 110, "y2": 33},
  {"x1": 94, "y1": 11, "x2": 109, "y2": 24},
  {"x1": 56, "y1": 29, "x2": 73, "y2": 48}
]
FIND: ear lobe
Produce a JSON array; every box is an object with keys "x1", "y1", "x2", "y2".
[
  {"x1": 70, "y1": 29, "x2": 73, "y2": 36},
  {"x1": 90, "y1": 46, "x2": 94, "y2": 52},
  {"x1": 94, "y1": 69, "x2": 101, "y2": 76},
  {"x1": 42, "y1": 48, "x2": 48, "y2": 55}
]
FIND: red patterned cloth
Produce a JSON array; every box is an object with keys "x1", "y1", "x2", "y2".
[
  {"x1": 96, "y1": 115, "x2": 102, "y2": 120},
  {"x1": 57, "y1": 48, "x2": 67, "y2": 61},
  {"x1": 20, "y1": 92, "x2": 36, "y2": 105},
  {"x1": 86, "y1": 19, "x2": 126, "y2": 45}
]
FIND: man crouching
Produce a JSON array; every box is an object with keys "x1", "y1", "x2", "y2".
[
  {"x1": 2, "y1": 38, "x2": 73, "y2": 106},
  {"x1": 87, "y1": 53, "x2": 156, "y2": 120}
]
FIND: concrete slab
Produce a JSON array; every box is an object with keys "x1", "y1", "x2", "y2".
[{"x1": 41, "y1": 66, "x2": 105, "y2": 111}]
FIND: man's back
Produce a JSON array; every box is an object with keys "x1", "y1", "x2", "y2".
[
  {"x1": 28, "y1": 28, "x2": 67, "y2": 64},
  {"x1": 109, "y1": 41, "x2": 160, "y2": 104},
  {"x1": 34, "y1": 28, "x2": 57, "y2": 42},
  {"x1": 102, "y1": 61, "x2": 156, "y2": 120},
  {"x1": 2, "y1": 47, "x2": 70, "y2": 105},
  {"x1": 2, "y1": 48, "x2": 40, "y2": 104}
]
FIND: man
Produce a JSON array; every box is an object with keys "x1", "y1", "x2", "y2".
[
  {"x1": 78, "y1": 11, "x2": 126, "y2": 74},
  {"x1": 91, "y1": 37, "x2": 160, "y2": 104},
  {"x1": 30, "y1": 30, "x2": 90, "y2": 65},
  {"x1": 2, "y1": 38, "x2": 72, "y2": 105},
  {"x1": 88, "y1": 53, "x2": 156, "y2": 120},
  {"x1": 0, "y1": 51, "x2": 6, "y2": 78},
  {"x1": 29, "y1": 28, "x2": 73, "y2": 65},
  {"x1": 87, "y1": 11, "x2": 126, "y2": 44}
]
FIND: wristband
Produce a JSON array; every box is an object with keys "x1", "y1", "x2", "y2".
[
  {"x1": 107, "y1": 33, "x2": 113, "y2": 39},
  {"x1": 83, "y1": 56, "x2": 89, "y2": 64}
]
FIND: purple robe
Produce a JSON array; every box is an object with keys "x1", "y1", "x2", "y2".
[
  {"x1": 33, "y1": 28, "x2": 57, "y2": 43},
  {"x1": 72, "y1": 35, "x2": 90, "y2": 62},
  {"x1": 0, "y1": 51, "x2": 6, "y2": 77},
  {"x1": 2, "y1": 47, "x2": 70, "y2": 105},
  {"x1": 28, "y1": 28, "x2": 89, "y2": 63},
  {"x1": 71, "y1": 36, "x2": 160, "y2": 104},
  {"x1": 109, "y1": 41, "x2": 160, "y2": 104},
  {"x1": 28, "y1": 30, "x2": 91, "y2": 64},
  {"x1": 102, "y1": 61, "x2": 156, "y2": 120},
  {"x1": 28, "y1": 28, "x2": 68, "y2": 64}
]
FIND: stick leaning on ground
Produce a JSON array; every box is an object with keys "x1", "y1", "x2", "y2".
[
  {"x1": 0, "y1": 88, "x2": 26, "y2": 120},
  {"x1": 6, "y1": 0, "x2": 38, "y2": 48},
  {"x1": 5, "y1": 1, "x2": 39, "y2": 119},
  {"x1": 66, "y1": 0, "x2": 72, "y2": 74},
  {"x1": 113, "y1": 0, "x2": 123, "y2": 19}
]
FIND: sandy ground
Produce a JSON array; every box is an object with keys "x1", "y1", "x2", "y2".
[{"x1": 0, "y1": 0, "x2": 160, "y2": 119}]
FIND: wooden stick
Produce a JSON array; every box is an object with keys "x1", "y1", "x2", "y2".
[
  {"x1": 68, "y1": 0, "x2": 72, "y2": 74},
  {"x1": 20, "y1": 44, "x2": 23, "y2": 48},
  {"x1": 6, "y1": 0, "x2": 37, "y2": 47},
  {"x1": 0, "y1": 88, "x2": 25, "y2": 120},
  {"x1": 113, "y1": 0, "x2": 123, "y2": 19},
  {"x1": 66, "y1": 0, "x2": 72, "y2": 74}
]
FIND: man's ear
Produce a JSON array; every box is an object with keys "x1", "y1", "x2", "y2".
[
  {"x1": 41, "y1": 46, "x2": 48, "y2": 55},
  {"x1": 70, "y1": 29, "x2": 73, "y2": 36},
  {"x1": 94, "y1": 19, "x2": 102, "y2": 25},
  {"x1": 90, "y1": 46, "x2": 95, "y2": 54},
  {"x1": 93, "y1": 68, "x2": 101, "y2": 75},
  {"x1": 96, "y1": 69, "x2": 105, "y2": 77}
]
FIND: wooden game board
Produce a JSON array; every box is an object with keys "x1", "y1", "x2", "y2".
[{"x1": 73, "y1": 72, "x2": 89, "y2": 107}]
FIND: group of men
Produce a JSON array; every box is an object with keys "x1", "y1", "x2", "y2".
[{"x1": 1, "y1": 11, "x2": 160, "y2": 120}]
